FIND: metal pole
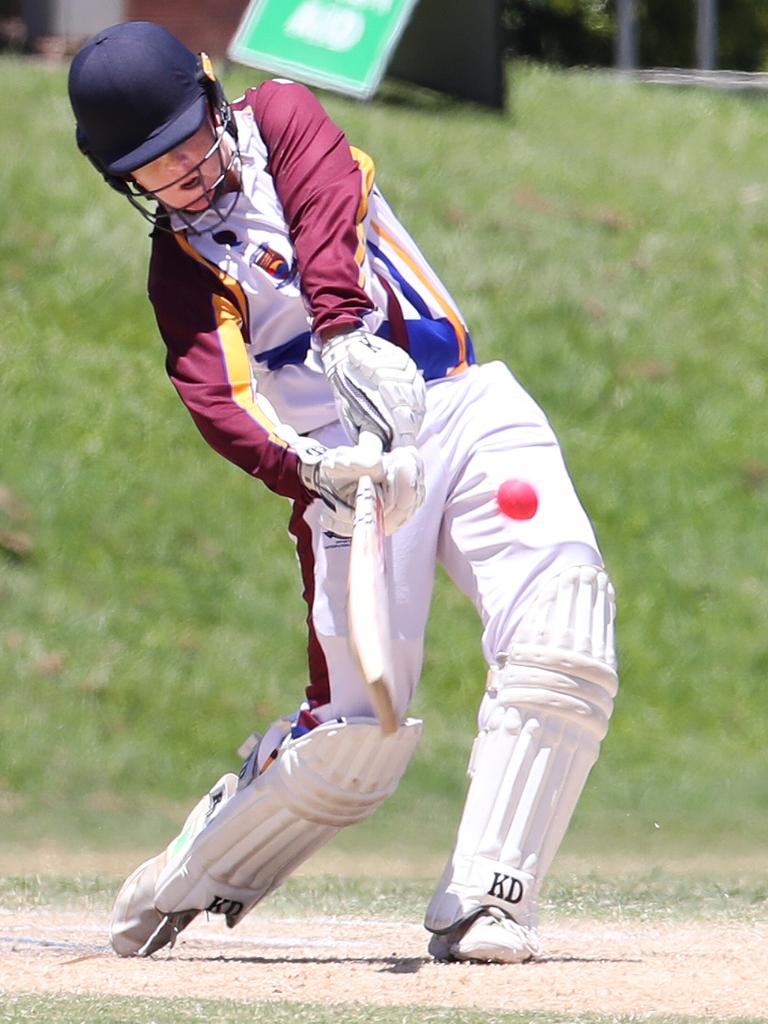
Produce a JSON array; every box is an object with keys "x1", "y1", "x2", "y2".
[
  {"x1": 615, "y1": 0, "x2": 638, "y2": 70},
  {"x1": 696, "y1": 0, "x2": 718, "y2": 71}
]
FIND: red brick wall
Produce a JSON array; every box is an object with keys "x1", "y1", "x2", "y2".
[{"x1": 125, "y1": 1, "x2": 248, "y2": 58}]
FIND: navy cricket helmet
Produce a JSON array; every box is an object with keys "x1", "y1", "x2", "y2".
[
  {"x1": 68, "y1": 20, "x2": 220, "y2": 178},
  {"x1": 68, "y1": 20, "x2": 239, "y2": 232}
]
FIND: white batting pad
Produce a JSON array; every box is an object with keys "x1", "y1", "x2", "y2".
[
  {"x1": 425, "y1": 565, "x2": 617, "y2": 934},
  {"x1": 153, "y1": 716, "x2": 422, "y2": 925}
]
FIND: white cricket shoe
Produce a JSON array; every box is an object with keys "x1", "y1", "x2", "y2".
[
  {"x1": 109, "y1": 849, "x2": 171, "y2": 956},
  {"x1": 109, "y1": 773, "x2": 238, "y2": 956},
  {"x1": 428, "y1": 907, "x2": 540, "y2": 964}
]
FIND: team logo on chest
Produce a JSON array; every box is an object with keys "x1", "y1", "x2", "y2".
[{"x1": 250, "y1": 242, "x2": 298, "y2": 288}]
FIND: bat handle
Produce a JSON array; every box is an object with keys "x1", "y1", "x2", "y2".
[
  {"x1": 357, "y1": 430, "x2": 384, "y2": 462},
  {"x1": 360, "y1": 430, "x2": 385, "y2": 481}
]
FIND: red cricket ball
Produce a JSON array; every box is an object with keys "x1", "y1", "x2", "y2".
[{"x1": 497, "y1": 479, "x2": 538, "y2": 520}]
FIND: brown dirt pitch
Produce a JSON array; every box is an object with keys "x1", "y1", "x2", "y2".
[{"x1": 1, "y1": 907, "x2": 766, "y2": 1019}]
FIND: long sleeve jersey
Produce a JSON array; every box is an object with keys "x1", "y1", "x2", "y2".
[{"x1": 148, "y1": 80, "x2": 475, "y2": 501}]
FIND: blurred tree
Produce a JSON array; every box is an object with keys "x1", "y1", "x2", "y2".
[
  {"x1": 504, "y1": 0, "x2": 614, "y2": 65},
  {"x1": 636, "y1": 0, "x2": 694, "y2": 67},
  {"x1": 718, "y1": 0, "x2": 768, "y2": 72},
  {"x1": 504, "y1": 0, "x2": 768, "y2": 71}
]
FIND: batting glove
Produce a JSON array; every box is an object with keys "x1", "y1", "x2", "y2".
[
  {"x1": 298, "y1": 439, "x2": 384, "y2": 537},
  {"x1": 378, "y1": 445, "x2": 425, "y2": 535},
  {"x1": 298, "y1": 440, "x2": 425, "y2": 536},
  {"x1": 320, "y1": 328, "x2": 426, "y2": 449}
]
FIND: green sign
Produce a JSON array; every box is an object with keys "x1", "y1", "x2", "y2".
[{"x1": 228, "y1": 0, "x2": 420, "y2": 99}]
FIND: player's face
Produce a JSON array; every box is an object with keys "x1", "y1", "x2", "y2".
[{"x1": 131, "y1": 116, "x2": 235, "y2": 213}]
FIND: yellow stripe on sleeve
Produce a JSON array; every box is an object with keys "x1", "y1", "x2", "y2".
[
  {"x1": 174, "y1": 233, "x2": 290, "y2": 446},
  {"x1": 350, "y1": 147, "x2": 376, "y2": 289},
  {"x1": 211, "y1": 295, "x2": 289, "y2": 448},
  {"x1": 176, "y1": 232, "x2": 250, "y2": 328},
  {"x1": 350, "y1": 146, "x2": 376, "y2": 223}
]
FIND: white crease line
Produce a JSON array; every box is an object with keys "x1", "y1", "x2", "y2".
[
  {"x1": 0, "y1": 935, "x2": 109, "y2": 953},
  {"x1": 0, "y1": 915, "x2": 419, "y2": 955},
  {"x1": 189, "y1": 935, "x2": 366, "y2": 950},
  {"x1": 0, "y1": 929, "x2": 383, "y2": 953}
]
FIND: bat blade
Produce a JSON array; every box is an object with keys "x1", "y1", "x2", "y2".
[{"x1": 347, "y1": 473, "x2": 398, "y2": 734}]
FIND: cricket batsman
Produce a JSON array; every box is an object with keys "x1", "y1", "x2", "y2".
[{"x1": 67, "y1": 21, "x2": 618, "y2": 964}]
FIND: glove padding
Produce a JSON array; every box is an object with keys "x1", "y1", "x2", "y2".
[
  {"x1": 320, "y1": 329, "x2": 426, "y2": 448},
  {"x1": 376, "y1": 445, "x2": 426, "y2": 535},
  {"x1": 299, "y1": 440, "x2": 425, "y2": 537}
]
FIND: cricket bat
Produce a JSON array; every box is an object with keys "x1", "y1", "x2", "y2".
[{"x1": 347, "y1": 432, "x2": 398, "y2": 734}]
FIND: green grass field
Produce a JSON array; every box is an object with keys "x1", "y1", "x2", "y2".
[
  {"x1": 2, "y1": 1000, "x2": 764, "y2": 1024},
  {"x1": 8, "y1": 998, "x2": 762, "y2": 1024},
  {"x1": 1, "y1": 55, "x2": 768, "y2": 1023}
]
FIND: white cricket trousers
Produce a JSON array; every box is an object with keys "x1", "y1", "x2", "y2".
[{"x1": 298, "y1": 361, "x2": 602, "y2": 721}]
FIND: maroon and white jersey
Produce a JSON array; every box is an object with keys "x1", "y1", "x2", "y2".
[{"x1": 148, "y1": 79, "x2": 474, "y2": 501}]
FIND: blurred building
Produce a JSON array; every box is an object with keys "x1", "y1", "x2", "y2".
[
  {"x1": 20, "y1": 0, "x2": 247, "y2": 56},
  {"x1": 124, "y1": 1, "x2": 246, "y2": 57}
]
